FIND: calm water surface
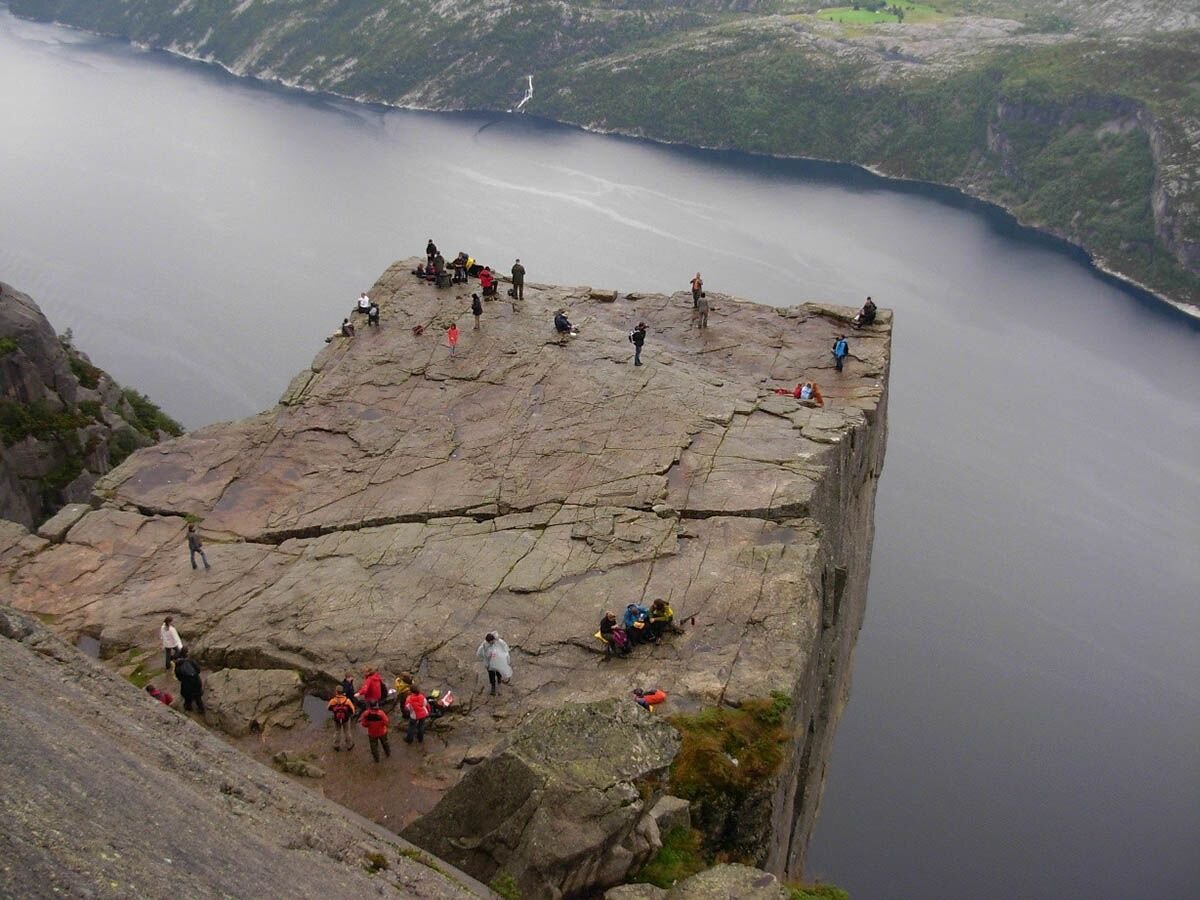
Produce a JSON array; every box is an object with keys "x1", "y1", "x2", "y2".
[{"x1": 2, "y1": 11, "x2": 1197, "y2": 899}]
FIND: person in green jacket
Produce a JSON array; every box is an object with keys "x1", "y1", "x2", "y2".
[{"x1": 511, "y1": 259, "x2": 526, "y2": 301}]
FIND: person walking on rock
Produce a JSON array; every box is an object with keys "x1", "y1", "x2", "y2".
[
  {"x1": 186, "y1": 524, "x2": 210, "y2": 570},
  {"x1": 832, "y1": 335, "x2": 850, "y2": 372},
  {"x1": 447, "y1": 322, "x2": 460, "y2": 356},
  {"x1": 173, "y1": 647, "x2": 205, "y2": 713},
  {"x1": 404, "y1": 686, "x2": 431, "y2": 744},
  {"x1": 328, "y1": 686, "x2": 356, "y2": 752},
  {"x1": 471, "y1": 293, "x2": 483, "y2": 330},
  {"x1": 360, "y1": 702, "x2": 390, "y2": 762},
  {"x1": 511, "y1": 259, "x2": 526, "y2": 301},
  {"x1": 690, "y1": 272, "x2": 703, "y2": 307},
  {"x1": 629, "y1": 322, "x2": 647, "y2": 366},
  {"x1": 476, "y1": 633, "x2": 512, "y2": 696},
  {"x1": 696, "y1": 292, "x2": 710, "y2": 330},
  {"x1": 160, "y1": 616, "x2": 183, "y2": 672}
]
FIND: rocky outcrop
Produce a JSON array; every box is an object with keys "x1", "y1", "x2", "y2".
[
  {"x1": 203, "y1": 666, "x2": 305, "y2": 737},
  {"x1": 1, "y1": 261, "x2": 891, "y2": 880},
  {"x1": 0, "y1": 604, "x2": 487, "y2": 898},
  {"x1": 403, "y1": 699, "x2": 681, "y2": 898},
  {"x1": 604, "y1": 864, "x2": 797, "y2": 900},
  {"x1": 0, "y1": 281, "x2": 181, "y2": 528}
]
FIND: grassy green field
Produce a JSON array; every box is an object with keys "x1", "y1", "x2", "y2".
[{"x1": 818, "y1": 2, "x2": 945, "y2": 25}]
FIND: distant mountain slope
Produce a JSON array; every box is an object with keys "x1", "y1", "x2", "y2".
[{"x1": 13, "y1": 0, "x2": 1198, "y2": 309}]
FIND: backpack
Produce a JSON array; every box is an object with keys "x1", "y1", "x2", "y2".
[
  {"x1": 330, "y1": 698, "x2": 353, "y2": 724},
  {"x1": 628, "y1": 330, "x2": 635, "y2": 343}
]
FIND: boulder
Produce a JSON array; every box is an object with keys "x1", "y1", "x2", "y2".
[
  {"x1": 666, "y1": 864, "x2": 790, "y2": 899},
  {"x1": 36, "y1": 503, "x2": 91, "y2": 543},
  {"x1": 203, "y1": 668, "x2": 304, "y2": 737},
  {"x1": 605, "y1": 886, "x2": 666, "y2": 899},
  {"x1": 403, "y1": 699, "x2": 682, "y2": 899},
  {"x1": 273, "y1": 750, "x2": 325, "y2": 778},
  {"x1": 650, "y1": 796, "x2": 692, "y2": 835}
]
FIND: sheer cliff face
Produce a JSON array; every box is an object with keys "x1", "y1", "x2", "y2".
[
  {"x1": 0, "y1": 283, "x2": 179, "y2": 528},
  {"x1": 1, "y1": 262, "x2": 890, "y2": 878}
]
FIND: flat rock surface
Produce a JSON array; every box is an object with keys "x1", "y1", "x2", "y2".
[
  {"x1": 0, "y1": 605, "x2": 484, "y2": 899},
  {"x1": 1, "y1": 260, "x2": 890, "y2": 821}
]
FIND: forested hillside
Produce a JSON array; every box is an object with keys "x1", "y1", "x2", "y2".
[{"x1": 13, "y1": 0, "x2": 1198, "y2": 308}]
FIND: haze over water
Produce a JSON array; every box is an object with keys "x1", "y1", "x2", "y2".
[{"x1": 2, "y1": 10, "x2": 1197, "y2": 899}]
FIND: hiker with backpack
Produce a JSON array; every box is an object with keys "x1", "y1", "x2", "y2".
[
  {"x1": 629, "y1": 322, "x2": 647, "y2": 366},
  {"x1": 832, "y1": 335, "x2": 849, "y2": 372},
  {"x1": 599, "y1": 610, "x2": 631, "y2": 658},
  {"x1": 173, "y1": 647, "x2": 205, "y2": 713},
  {"x1": 360, "y1": 702, "x2": 391, "y2": 762},
  {"x1": 328, "y1": 686, "x2": 357, "y2": 752}
]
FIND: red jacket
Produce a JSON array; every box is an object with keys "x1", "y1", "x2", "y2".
[
  {"x1": 360, "y1": 707, "x2": 389, "y2": 738},
  {"x1": 405, "y1": 692, "x2": 431, "y2": 720},
  {"x1": 358, "y1": 672, "x2": 383, "y2": 705},
  {"x1": 479, "y1": 269, "x2": 494, "y2": 289}
]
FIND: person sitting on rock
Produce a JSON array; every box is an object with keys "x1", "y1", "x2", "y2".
[
  {"x1": 633, "y1": 687, "x2": 668, "y2": 711},
  {"x1": 341, "y1": 317, "x2": 356, "y2": 338},
  {"x1": 367, "y1": 302, "x2": 380, "y2": 327},
  {"x1": 452, "y1": 252, "x2": 469, "y2": 283},
  {"x1": 853, "y1": 296, "x2": 877, "y2": 328},
  {"x1": 360, "y1": 702, "x2": 390, "y2": 762},
  {"x1": 145, "y1": 684, "x2": 174, "y2": 706},
  {"x1": 413, "y1": 262, "x2": 426, "y2": 278},
  {"x1": 327, "y1": 686, "x2": 356, "y2": 752},
  {"x1": 355, "y1": 292, "x2": 371, "y2": 315},
  {"x1": 623, "y1": 603, "x2": 650, "y2": 644},
  {"x1": 554, "y1": 310, "x2": 576, "y2": 335},
  {"x1": 648, "y1": 599, "x2": 676, "y2": 644},
  {"x1": 598, "y1": 611, "x2": 630, "y2": 658}
]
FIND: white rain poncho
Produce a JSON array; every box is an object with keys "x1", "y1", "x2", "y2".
[{"x1": 476, "y1": 636, "x2": 512, "y2": 680}]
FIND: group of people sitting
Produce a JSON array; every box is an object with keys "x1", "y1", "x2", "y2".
[
  {"x1": 597, "y1": 600, "x2": 678, "y2": 657},
  {"x1": 775, "y1": 381, "x2": 824, "y2": 405},
  {"x1": 413, "y1": 240, "x2": 494, "y2": 292}
]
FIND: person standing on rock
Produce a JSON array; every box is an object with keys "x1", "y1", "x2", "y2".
[
  {"x1": 356, "y1": 666, "x2": 384, "y2": 709},
  {"x1": 328, "y1": 686, "x2": 356, "y2": 752},
  {"x1": 629, "y1": 322, "x2": 647, "y2": 366},
  {"x1": 404, "y1": 686, "x2": 431, "y2": 744},
  {"x1": 447, "y1": 321, "x2": 460, "y2": 356},
  {"x1": 173, "y1": 647, "x2": 205, "y2": 713},
  {"x1": 360, "y1": 702, "x2": 391, "y2": 762},
  {"x1": 511, "y1": 259, "x2": 526, "y2": 301},
  {"x1": 476, "y1": 633, "x2": 512, "y2": 696},
  {"x1": 160, "y1": 616, "x2": 183, "y2": 672},
  {"x1": 691, "y1": 272, "x2": 703, "y2": 307},
  {"x1": 832, "y1": 335, "x2": 850, "y2": 372},
  {"x1": 471, "y1": 293, "x2": 483, "y2": 330},
  {"x1": 186, "y1": 524, "x2": 210, "y2": 571},
  {"x1": 696, "y1": 292, "x2": 710, "y2": 330}
]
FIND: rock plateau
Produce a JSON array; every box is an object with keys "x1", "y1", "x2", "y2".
[{"x1": 1, "y1": 260, "x2": 891, "y2": 887}]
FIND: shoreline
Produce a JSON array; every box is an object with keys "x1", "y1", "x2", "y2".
[{"x1": 11, "y1": 7, "x2": 1200, "y2": 323}]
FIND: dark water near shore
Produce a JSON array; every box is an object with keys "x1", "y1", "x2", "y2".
[{"x1": 2, "y1": 10, "x2": 1197, "y2": 898}]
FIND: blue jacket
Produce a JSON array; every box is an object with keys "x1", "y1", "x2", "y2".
[
  {"x1": 833, "y1": 338, "x2": 849, "y2": 359},
  {"x1": 623, "y1": 605, "x2": 648, "y2": 629}
]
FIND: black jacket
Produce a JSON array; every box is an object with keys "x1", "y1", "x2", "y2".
[{"x1": 630, "y1": 327, "x2": 646, "y2": 347}]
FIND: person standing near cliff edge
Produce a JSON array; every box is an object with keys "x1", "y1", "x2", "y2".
[
  {"x1": 832, "y1": 335, "x2": 849, "y2": 372},
  {"x1": 691, "y1": 272, "x2": 703, "y2": 307},
  {"x1": 629, "y1": 322, "x2": 647, "y2": 366},
  {"x1": 511, "y1": 259, "x2": 526, "y2": 301}
]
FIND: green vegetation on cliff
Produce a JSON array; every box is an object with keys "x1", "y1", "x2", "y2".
[{"x1": 10, "y1": 0, "x2": 1198, "y2": 307}]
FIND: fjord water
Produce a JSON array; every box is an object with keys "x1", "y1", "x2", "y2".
[{"x1": 2, "y1": 10, "x2": 1197, "y2": 898}]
